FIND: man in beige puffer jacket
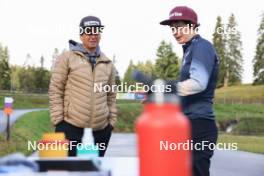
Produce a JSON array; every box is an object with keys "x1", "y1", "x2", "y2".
[{"x1": 49, "y1": 16, "x2": 117, "y2": 157}]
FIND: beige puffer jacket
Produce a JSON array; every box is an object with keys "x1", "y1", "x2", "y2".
[{"x1": 49, "y1": 50, "x2": 117, "y2": 131}]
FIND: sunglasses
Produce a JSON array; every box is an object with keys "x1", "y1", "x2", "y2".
[{"x1": 80, "y1": 26, "x2": 104, "y2": 35}]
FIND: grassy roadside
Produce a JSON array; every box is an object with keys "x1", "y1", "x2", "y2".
[
  {"x1": 0, "y1": 93, "x2": 139, "y2": 109},
  {"x1": 0, "y1": 93, "x2": 49, "y2": 109},
  {"x1": 215, "y1": 104, "x2": 264, "y2": 121},
  {"x1": 116, "y1": 102, "x2": 264, "y2": 132},
  {"x1": 0, "y1": 110, "x2": 53, "y2": 156},
  {"x1": 115, "y1": 103, "x2": 142, "y2": 132},
  {"x1": 218, "y1": 134, "x2": 264, "y2": 154},
  {"x1": 0, "y1": 84, "x2": 263, "y2": 109},
  {"x1": 215, "y1": 84, "x2": 264, "y2": 100}
]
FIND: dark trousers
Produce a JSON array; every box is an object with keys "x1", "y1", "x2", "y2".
[
  {"x1": 190, "y1": 119, "x2": 218, "y2": 176},
  {"x1": 55, "y1": 121, "x2": 113, "y2": 157}
]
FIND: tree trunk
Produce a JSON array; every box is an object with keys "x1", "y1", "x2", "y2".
[{"x1": 223, "y1": 70, "x2": 229, "y2": 87}]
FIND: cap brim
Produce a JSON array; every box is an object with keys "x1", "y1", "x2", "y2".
[
  {"x1": 160, "y1": 19, "x2": 173, "y2": 25},
  {"x1": 81, "y1": 25, "x2": 105, "y2": 28},
  {"x1": 160, "y1": 18, "x2": 199, "y2": 26}
]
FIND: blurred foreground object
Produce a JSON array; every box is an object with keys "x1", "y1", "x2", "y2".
[
  {"x1": 38, "y1": 132, "x2": 69, "y2": 158},
  {"x1": 0, "y1": 153, "x2": 39, "y2": 173},
  {"x1": 133, "y1": 71, "x2": 191, "y2": 176}
]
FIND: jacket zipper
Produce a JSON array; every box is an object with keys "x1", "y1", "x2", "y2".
[
  {"x1": 90, "y1": 59, "x2": 99, "y2": 128},
  {"x1": 90, "y1": 65, "x2": 96, "y2": 128},
  {"x1": 81, "y1": 54, "x2": 96, "y2": 128}
]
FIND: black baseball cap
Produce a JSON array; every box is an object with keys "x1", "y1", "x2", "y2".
[{"x1": 79, "y1": 16, "x2": 104, "y2": 28}]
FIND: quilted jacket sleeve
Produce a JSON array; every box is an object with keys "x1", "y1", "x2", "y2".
[{"x1": 48, "y1": 52, "x2": 70, "y2": 126}]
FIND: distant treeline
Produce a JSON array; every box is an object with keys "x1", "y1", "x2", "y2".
[
  {"x1": 1, "y1": 13, "x2": 264, "y2": 93},
  {"x1": 0, "y1": 45, "x2": 50, "y2": 93}
]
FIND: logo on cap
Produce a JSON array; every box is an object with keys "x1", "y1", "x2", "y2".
[
  {"x1": 170, "y1": 12, "x2": 182, "y2": 18},
  {"x1": 84, "y1": 21, "x2": 100, "y2": 26}
]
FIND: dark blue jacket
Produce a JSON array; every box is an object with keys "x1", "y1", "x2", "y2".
[{"x1": 179, "y1": 35, "x2": 219, "y2": 120}]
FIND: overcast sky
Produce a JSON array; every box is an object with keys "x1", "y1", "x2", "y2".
[{"x1": 0, "y1": 0, "x2": 263, "y2": 83}]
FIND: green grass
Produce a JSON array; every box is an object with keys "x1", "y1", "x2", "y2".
[
  {"x1": 116, "y1": 99, "x2": 141, "y2": 104},
  {"x1": 214, "y1": 104, "x2": 264, "y2": 134},
  {"x1": 0, "y1": 92, "x2": 49, "y2": 109},
  {"x1": 0, "y1": 91, "x2": 141, "y2": 109},
  {"x1": 232, "y1": 118, "x2": 264, "y2": 135},
  {"x1": 215, "y1": 84, "x2": 264, "y2": 101},
  {"x1": 0, "y1": 84, "x2": 263, "y2": 109},
  {"x1": 0, "y1": 94, "x2": 262, "y2": 134},
  {"x1": 115, "y1": 102, "x2": 264, "y2": 132},
  {"x1": 115, "y1": 101, "x2": 264, "y2": 135},
  {"x1": 0, "y1": 110, "x2": 53, "y2": 156},
  {"x1": 115, "y1": 102, "x2": 142, "y2": 132},
  {"x1": 218, "y1": 134, "x2": 264, "y2": 154},
  {"x1": 215, "y1": 104, "x2": 264, "y2": 121}
]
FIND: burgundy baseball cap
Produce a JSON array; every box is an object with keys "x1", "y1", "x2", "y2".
[{"x1": 160, "y1": 6, "x2": 199, "y2": 26}]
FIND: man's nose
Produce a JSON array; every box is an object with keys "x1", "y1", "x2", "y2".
[{"x1": 90, "y1": 34, "x2": 99, "y2": 39}]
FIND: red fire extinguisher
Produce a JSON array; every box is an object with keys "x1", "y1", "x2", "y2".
[{"x1": 135, "y1": 77, "x2": 191, "y2": 176}]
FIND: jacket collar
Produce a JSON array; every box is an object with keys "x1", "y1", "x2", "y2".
[
  {"x1": 73, "y1": 50, "x2": 111, "y2": 63},
  {"x1": 182, "y1": 34, "x2": 200, "y2": 52},
  {"x1": 69, "y1": 39, "x2": 111, "y2": 63}
]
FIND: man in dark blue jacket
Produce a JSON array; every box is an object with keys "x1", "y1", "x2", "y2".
[{"x1": 160, "y1": 6, "x2": 219, "y2": 176}]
